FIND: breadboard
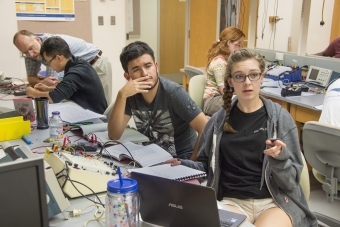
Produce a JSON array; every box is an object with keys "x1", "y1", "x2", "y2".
[
  {"x1": 44, "y1": 149, "x2": 117, "y2": 198},
  {"x1": 61, "y1": 152, "x2": 113, "y2": 174}
]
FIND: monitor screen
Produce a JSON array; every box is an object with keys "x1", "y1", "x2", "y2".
[
  {"x1": 0, "y1": 157, "x2": 49, "y2": 227},
  {"x1": 309, "y1": 68, "x2": 319, "y2": 80}
]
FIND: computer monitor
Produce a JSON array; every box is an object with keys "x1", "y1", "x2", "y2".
[{"x1": 0, "y1": 157, "x2": 49, "y2": 227}]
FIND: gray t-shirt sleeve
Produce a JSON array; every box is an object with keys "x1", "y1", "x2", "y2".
[
  {"x1": 125, "y1": 99, "x2": 132, "y2": 116},
  {"x1": 169, "y1": 86, "x2": 202, "y2": 124}
]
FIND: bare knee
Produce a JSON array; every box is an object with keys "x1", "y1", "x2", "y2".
[{"x1": 254, "y1": 208, "x2": 292, "y2": 227}]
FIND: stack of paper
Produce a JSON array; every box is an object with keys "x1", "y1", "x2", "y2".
[{"x1": 48, "y1": 102, "x2": 105, "y2": 123}]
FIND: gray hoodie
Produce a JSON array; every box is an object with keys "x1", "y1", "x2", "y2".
[{"x1": 181, "y1": 97, "x2": 318, "y2": 227}]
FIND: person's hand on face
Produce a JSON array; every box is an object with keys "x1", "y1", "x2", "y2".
[
  {"x1": 120, "y1": 75, "x2": 153, "y2": 98},
  {"x1": 264, "y1": 139, "x2": 286, "y2": 158},
  {"x1": 42, "y1": 77, "x2": 58, "y2": 86}
]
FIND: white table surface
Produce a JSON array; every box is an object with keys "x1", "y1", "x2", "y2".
[{"x1": 0, "y1": 97, "x2": 254, "y2": 227}]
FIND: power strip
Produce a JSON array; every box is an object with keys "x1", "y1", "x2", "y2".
[{"x1": 44, "y1": 148, "x2": 117, "y2": 198}]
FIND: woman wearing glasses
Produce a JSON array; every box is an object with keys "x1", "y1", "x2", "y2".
[
  {"x1": 203, "y1": 26, "x2": 245, "y2": 116},
  {"x1": 169, "y1": 50, "x2": 317, "y2": 226}
]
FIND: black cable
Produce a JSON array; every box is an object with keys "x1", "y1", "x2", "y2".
[
  {"x1": 320, "y1": 0, "x2": 325, "y2": 26},
  {"x1": 99, "y1": 140, "x2": 136, "y2": 163},
  {"x1": 68, "y1": 178, "x2": 105, "y2": 207},
  {"x1": 64, "y1": 162, "x2": 105, "y2": 207},
  {"x1": 9, "y1": 77, "x2": 28, "y2": 87},
  {"x1": 261, "y1": 0, "x2": 269, "y2": 40}
]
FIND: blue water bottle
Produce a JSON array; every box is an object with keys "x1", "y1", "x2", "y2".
[{"x1": 106, "y1": 168, "x2": 140, "y2": 227}]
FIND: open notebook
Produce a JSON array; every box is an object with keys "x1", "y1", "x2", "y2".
[
  {"x1": 71, "y1": 123, "x2": 149, "y2": 145},
  {"x1": 100, "y1": 142, "x2": 173, "y2": 167},
  {"x1": 128, "y1": 164, "x2": 206, "y2": 181}
]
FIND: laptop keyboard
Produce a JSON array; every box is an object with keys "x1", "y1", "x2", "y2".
[{"x1": 220, "y1": 220, "x2": 233, "y2": 227}]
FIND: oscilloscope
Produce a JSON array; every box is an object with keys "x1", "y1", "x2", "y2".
[{"x1": 305, "y1": 66, "x2": 334, "y2": 87}]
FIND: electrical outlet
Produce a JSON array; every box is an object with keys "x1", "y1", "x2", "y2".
[
  {"x1": 98, "y1": 16, "x2": 104, "y2": 26},
  {"x1": 110, "y1": 16, "x2": 115, "y2": 25},
  {"x1": 276, "y1": 52, "x2": 284, "y2": 61}
]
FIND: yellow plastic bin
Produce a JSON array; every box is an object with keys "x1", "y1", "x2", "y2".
[{"x1": 0, "y1": 116, "x2": 31, "y2": 141}]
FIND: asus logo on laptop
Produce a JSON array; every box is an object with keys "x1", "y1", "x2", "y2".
[{"x1": 168, "y1": 203, "x2": 183, "y2": 209}]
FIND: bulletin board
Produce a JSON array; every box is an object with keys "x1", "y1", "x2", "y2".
[{"x1": 17, "y1": 1, "x2": 92, "y2": 43}]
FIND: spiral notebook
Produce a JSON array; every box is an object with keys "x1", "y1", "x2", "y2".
[{"x1": 128, "y1": 164, "x2": 206, "y2": 181}]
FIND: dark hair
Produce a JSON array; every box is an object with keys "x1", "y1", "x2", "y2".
[
  {"x1": 120, "y1": 41, "x2": 155, "y2": 72},
  {"x1": 40, "y1": 36, "x2": 72, "y2": 60},
  {"x1": 222, "y1": 49, "x2": 266, "y2": 132},
  {"x1": 13, "y1": 30, "x2": 35, "y2": 44}
]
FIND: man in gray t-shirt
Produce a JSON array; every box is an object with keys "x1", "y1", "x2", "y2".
[{"x1": 108, "y1": 41, "x2": 208, "y2": 159}]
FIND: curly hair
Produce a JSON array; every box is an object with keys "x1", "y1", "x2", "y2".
[
  {"x1": 206, "y1": 27, "x2": 245, "y2": 70},
  {"x1": 222, "y1": 49, "x2": 266, "y2": 133}
]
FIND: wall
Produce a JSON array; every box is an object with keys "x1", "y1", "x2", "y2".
[
  {"x1": 306, "y1": 0, "x2": 334, "y2": 55},
  {"x1": 256, "y1": 0, "x2": 295, "y2": 52},
  {"x1": 0, "y1": 1, "x2": 21, "y2": 79},
  {"x1": 127, "y1": 0, "x2": 158, "y2": 61},
  {"x1": 256, "y1": 0, "x2": 333, "y2": 54},
  {"x1": 90, "y1": 0, "x2": 128, "y2": 102}
]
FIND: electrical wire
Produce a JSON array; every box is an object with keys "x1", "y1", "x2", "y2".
[
  {"x1": 65, "y1": 170, "x2": 105, "y2": 207},
  {"x1": 99, "y1": 140, "x2": 137, "y2": 166},
  {"x1": 320, "y1": 0, "x2": 325, "y2": 26},
  {"x1": 268, "y1": 0, "x2": 278, "y2": 49},
  {"x1": 83, "y1": 204, "x2": 105, "y2": 227},
  {"x1": 261, "y1": 0, "x2": 269, "y2": 40},
  {"x1": 273, "y1": 0, "x2": 279, "y2": 50}
]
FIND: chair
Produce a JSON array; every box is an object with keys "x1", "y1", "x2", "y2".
[
  {"x1": 188, "y1": 74, "x2": 205, "y2": 110},
  {"x1": 101, "y1": 102, "x2": 115, "y2": 122},
  {"x1": 183, "y1": 65, "x2": 205, "y2": 80},
  {"x1": 303, "y1": 121, "x2": 340, "y2": 226},
  {"x1": 303, "y1": 121, "x2": 340, "y2": 203},
  {"x1": 183, "y1": 65, "x2": 205, "y2": 91}
]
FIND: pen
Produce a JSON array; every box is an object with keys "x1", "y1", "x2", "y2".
[
  {"x1": 22, "y1": 135, "x2": 32, "y2": 145},
  {"x1": 69, "y1": 122, "x2": 93, "y2": 126}
]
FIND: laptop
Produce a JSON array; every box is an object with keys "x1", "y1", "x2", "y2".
[{"x1": 131, "y1": 172, "x2": 247, "y2": 227}]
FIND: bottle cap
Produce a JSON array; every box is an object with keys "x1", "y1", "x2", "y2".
[
  {"x1": 52, "y1": 111, "x2": 60, "y2": 115},
  {"x1": 107, "y1": 178, "x2": 138, "y2": 194}
]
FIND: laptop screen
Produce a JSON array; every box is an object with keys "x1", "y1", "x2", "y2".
[{"x1": 131, "y1": 172, "x2": 246, "y2": 227}]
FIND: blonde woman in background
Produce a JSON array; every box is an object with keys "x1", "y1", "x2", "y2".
[{"x1": 203, "y1": 26, "x2": 245, "y2": 116}]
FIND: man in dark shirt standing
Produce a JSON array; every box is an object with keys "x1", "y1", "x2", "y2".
[{"x1": 26, "y1": 36, "x2": 107, "y2": 114}]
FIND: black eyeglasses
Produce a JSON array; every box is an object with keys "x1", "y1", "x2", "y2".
[
  {"x1": 46, "y1": 55, "x2": 57, "y2": 65},
  {"x1": 231, "y1": 73, "x2": 262, "y2": 83}
]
